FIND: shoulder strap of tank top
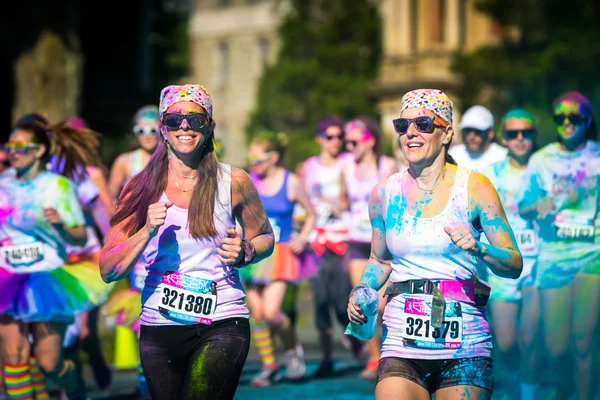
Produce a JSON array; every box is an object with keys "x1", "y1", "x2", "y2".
[{"x1": 217, "y1": 164, "x2": 232, "y2": 217}]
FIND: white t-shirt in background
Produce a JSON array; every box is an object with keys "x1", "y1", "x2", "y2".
[{"x1": 449, "y1": 143, "x2": 508, "y2": 172}]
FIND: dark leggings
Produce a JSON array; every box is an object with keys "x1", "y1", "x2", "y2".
[{"x1": 139, "y1": 318, "x2": 250, "y2": 400}]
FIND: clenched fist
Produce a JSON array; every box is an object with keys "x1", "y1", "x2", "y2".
[
  {"x1": 217, "y1": 227, "x2": 243, "y2": 265},
  {"x1": 145, "y1": 201, "x2": 173, "y2": 237},
  {"x1": 444, "y1": 226, "x2": 482, "y2": 254},
  {"x1": 42, "y1": 207, "x2": 62, "y2": 225}
]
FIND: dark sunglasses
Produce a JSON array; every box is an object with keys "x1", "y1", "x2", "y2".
[
  {"x1": 133, "y1": 126, "x2": 158, "y2": 136},
  {"x1": 461, "y1": 128, "x2": 487, "y2": 137},
  {"x1": 504, "y1": 128, "x2": 536, "y2": 141},
  {"x1": 163, "y1": 113, "x2": 209, "y2": 132},
  {"x1": 393, "y1": 116, "x2": 446, "y2": 135},
  {"x1": 346, "y1": 140, "x2": 358, "y2": 147},
  {"x1": 553, "y1": 114, "x2": 585, "y2": 126},
  {"x1": 321, "y1": 133, "x2": 344, "y2": 141}
]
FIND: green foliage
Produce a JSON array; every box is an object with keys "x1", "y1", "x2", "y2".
[
  {"x1": 247, "y1": 0, "x2": 382, "y2": 169},
  {"x1": 451, "y1": 0, "x2": 600, "y2": 145}
]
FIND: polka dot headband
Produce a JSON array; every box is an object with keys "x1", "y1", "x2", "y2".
[
  {"x1": 159, "y1": 84, "x2": 213, "y2": 119},
  {"x1": 401, "y1": 89, "x2": 453, "y2": 124}
]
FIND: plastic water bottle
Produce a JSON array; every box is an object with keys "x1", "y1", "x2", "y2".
[{"x1": 345, "y1": 287, "x2": 379, "y2": 341}]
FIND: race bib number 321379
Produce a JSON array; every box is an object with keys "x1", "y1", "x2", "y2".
[
  {"x1": 158, "y1": 272, "x2": 217, "y2": 325},
  {"x1": 402, "y1": 296, "x2": 463, "y2": 349}
]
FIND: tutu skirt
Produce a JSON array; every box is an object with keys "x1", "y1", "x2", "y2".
[{"x1": 0, "y1": 260, "x2": 112, "y2": 324}]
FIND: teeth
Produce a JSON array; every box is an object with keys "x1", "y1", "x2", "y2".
[
  {"x1": 178, "y1": 135, "x2": 193, "y2": 140},
  {"x1": 408, "y1": 143, "x2": 423, "y2": 148}
]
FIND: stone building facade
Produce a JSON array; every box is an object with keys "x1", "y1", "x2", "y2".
[{"x1": 189, "y1": 0, "x2": 281, "y2": 166}]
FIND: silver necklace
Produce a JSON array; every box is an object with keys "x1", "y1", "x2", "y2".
[
  {"x1": 169, "y1": 167, "x2": 198, "y2": 179},
  {"x1": 410, "y1": 168, "x2": 446, "y2": 193},
  {"x1": 169, "y1": 168, "x2": 197, "y2": 192}
]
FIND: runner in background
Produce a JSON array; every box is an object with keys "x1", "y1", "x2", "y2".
[
  {"x1": 108, "y1": 105, "x2": 160, "y2": 200},
  {"x1": 339, "y1": 117, "x2": 397, "y2": 379},
  {"x1": 482, "y1": 109, "x2": 541, "y2": 400},
  {"x1": 518, "y1": 91, "x2": 600, "y2": 400},
  {"x1": 241, "y1": 131, "x2": 316, "y2": 386},
  {"x1": 302, "y1": 116, "x2": 363, "y2": 378}
]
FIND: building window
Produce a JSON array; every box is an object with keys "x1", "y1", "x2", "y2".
[
  {"x1": 214, "y1": 41, "x2": 229, "y2": 89},
  {"x1": 258, "y1": 37, "x2": 271, "y2": 67},
  {"x1": 431, "y1": 0, "x2": 446, "y2": 44},
  {"x1": 410, "y1": 0, "x2": 418, "y2": 52}
]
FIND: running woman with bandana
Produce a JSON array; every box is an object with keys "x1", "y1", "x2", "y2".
[
  {"x1": 109, "y1": 105, "x2": 161, "y2": 200},
  {"x1": 241, "y1": 131, "x2": 316, "y2": 386},
  {"x1": 100, "y1": 84, "x2": 274, "y2": 400},
  {"x1": 518, "y1": 91, "x2": 600, "y2": 400},
  {"x1": 0, "y1": 117, "x2": 110, "y2": 400},
  {"x1": 482, "y1": 109, "x2": 541, "y2": 400},
  {"x1": 348, "y1": 89, "x2": 522, "y2": 400},
  {"x1": 339, "y1": 116, "x2": 397, "y2": 379}
]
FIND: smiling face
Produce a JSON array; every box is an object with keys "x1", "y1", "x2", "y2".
[
  {"x1": 6, "y1": 129, "x2": 46, "y2": 172},
  {"x1": 503, "y1": 118, "x2": 535, "y2": 159},
  {"x1": 135, "y1": 117, "x2": 160, "y2": 151},
  {"x1": 344, "y1": 127, "x2": 375, "y2": 162},
  {"x1": 398, "y1": 108, "x2": 453, "y2": 167},
  {"x1": 554, "y1": 98, "x2": 589, "y2": 145},
  {"x1": 317, "y1": 126, "x2": 344, "y2": 157},
  {"x1": 162, "y1": 101, "x2": 212, "y2": 157}
]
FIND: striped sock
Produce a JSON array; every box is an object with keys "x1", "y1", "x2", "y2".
[
  {"x1": 269, "y1": 312, "x2": 290, "y2": 331},
  {"x1": 28, "y1": 358, "x2": 48, "y2": 400},
  {"x1": 3, "y1": 363, "x2": 33, "y2": 400},
  {"x1": 251, "y1": 320, "x2": 277, "y2": 368},
  {"x1": 46, "y1": 359, "x2": 79, "y2": 395}
]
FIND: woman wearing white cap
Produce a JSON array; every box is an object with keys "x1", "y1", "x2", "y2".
[
  {"x1": 449, "y1": 105, "x2": 508, "y2": 172},
  {"x1": 100, "y1": 84, "x2": 274, "y2": 400},
  {"x1": 348, "y1": 89, "x2": 522, "y2": 399}
]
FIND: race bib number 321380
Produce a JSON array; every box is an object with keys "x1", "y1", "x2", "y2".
[{"x1": 158, "y1": 272, "x2": 217, "y2": 325}]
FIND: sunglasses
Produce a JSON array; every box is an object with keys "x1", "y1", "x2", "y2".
[
  {"x1": 320, "y1": 133, "x2": 344, "y2": 141},
  {"x1": 504, "y1": 128, "x2": 536, "y2": 141},
  {"x1": 461, "y1": 128, "x2": 488, "y2": 137},
  {"x1": 248, "y1": 152, "x2": 275, "y2": 166},
  {"x1": 393, "y1": 116, "x2": 447, "y2": 135},
  {"x1": 163, "y1": 113, "x2": 209, "y2": 132},
  {"x1": 133, "y1": 126, "x2": 158, "y2": 136},
  {"x1": 553, "y1": 114, "x2": 585, "y2": 126},
  {"x1": 3, "y1": 142, "x2": 42, "y2": 154}
]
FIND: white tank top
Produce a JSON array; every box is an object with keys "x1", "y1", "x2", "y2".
[
  {"x1": 345, "y1": 157, "x2": 384, "y2": 243},
  {"x1": 385, "y1": 167, "x2": 488, "y2": 282},
  {"x1": 140, "y1": 164, "x2": 249, "y2": 325},
  {"x1": 381, "y1": 166, "x2": 492, "y2": 360}
]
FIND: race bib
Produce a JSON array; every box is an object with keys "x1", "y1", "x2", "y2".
[
  {"x1": 2, "y1": 241, "x2": 44, "y2": 267},
  {"x1": 269, "y1": 218, "x2": 281, "y2": 243},
  {"x1": 315, "y1": 202, "x2": 334, "y2": 226},
  {"x1": 402, "y1": 296, "x2": 463, "y2": 349},
  {"x1": 158, "y1": 272, "x2": 217, "y2": 325},
  {"x1": 514, "y1": 229, "x2": 538, "y2": 256},
  {"x1": 554, "y1": 223, "x2": 595, "y2": 241}
]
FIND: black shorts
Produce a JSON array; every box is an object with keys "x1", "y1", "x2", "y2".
[
  {"x1": 377, "y1": 356, "x2": 494, "y2": 393},
  {"x1": 348, "y1": 241, "x2": 371, "y2": 260}
]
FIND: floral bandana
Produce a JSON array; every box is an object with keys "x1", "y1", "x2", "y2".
[
  {"x1": 159, "y1": 84, "x2": 213, "y2": 119},
  {"x1": 401, "y1": 89, "x2": 453, "y2": 124}
]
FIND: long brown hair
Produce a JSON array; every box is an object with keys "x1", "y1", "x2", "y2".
[{"x1": 110, "y1": 130, "x2": 222, "y2": 240}]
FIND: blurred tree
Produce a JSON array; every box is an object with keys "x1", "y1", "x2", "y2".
[
  {"x1": 451, "y1": 0, "x2": 600, "y2": 145},
  {"x1": 247, "y1": 0, "x2": 382, "y2": 168}
]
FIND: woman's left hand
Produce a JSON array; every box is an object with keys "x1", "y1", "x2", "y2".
[
  {"x1": 217, "y1": 227, "x2": 243, "y2": 265},
  {"x1": 444, "y1": 226, "x2": 482, "y2": 254}
]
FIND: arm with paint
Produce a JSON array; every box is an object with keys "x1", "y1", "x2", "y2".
[
  {"x1": 44, "y1": 177, "x2": 88, "y2": 246},
  {"x1": 445, "y1": 172, "x2": 522, "y2": 279},
  {"x1": 348, "y1": 180, "x2": 392, "y2": 324},
  {"x1": 229, "y1": 168, "x2": 274, "y2": 265},
  {"x1": 99, "y1": 200, "x2": 171, "y2": 283}
]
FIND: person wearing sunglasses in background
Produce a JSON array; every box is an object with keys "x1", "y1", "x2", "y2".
[
  {"x1": 0, "y1": 117, "x2": 110, "y2": 400},
  {"x1": 518, "y1": 91, "x2": 600, "y2": 400},
  {"x1": 109, "y1": 105, "x2": 160, "y2": 200},
  {"x1": 100, "y1": 84, "x2": 274, "y2": 400},
  {"x1": 240, "y1": 131, "x2": 316, "y2": 387},
  {"x1": 302, "y1": 117, "x2": 365, "y2": 378},
  {"x1": 449, "y1": 105, "x2": 508, "y2": 172},
  {"x1": 339, "y1": 117, "x2": 397, "y2": 380},
  {"x1": 482, "y1": 110, "x2": 541, "y2": 400},
  {"x1": 348, "y1": 89, "x2": 522, "y2": 400}
]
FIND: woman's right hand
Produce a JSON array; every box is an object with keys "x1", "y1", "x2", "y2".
[
  {"x1": 536, "y1": 197, "x2": 556, "y2": 218},
  {"x1": 145, "y1": 201, "x2": 172, "y2": 237},
  {"x1": 348, "y1": 295, "x2": 367, "y2": 325}
]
